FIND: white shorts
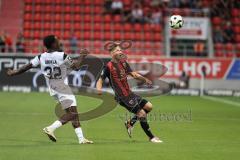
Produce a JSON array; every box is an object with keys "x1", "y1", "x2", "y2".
[{"x1": 53, "y1": 93, "x2": 77, "y2": 109}]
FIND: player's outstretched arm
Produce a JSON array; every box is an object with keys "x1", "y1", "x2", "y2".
[
  {"x1": 96, "y1": 78, "x2": 103, "y2": 95},
  {"x1": 6, "y1": 63, "x2": 33, "y2": 76},
  {"x1": 129, "y1": 71, "x2": 152, "y2": 85}
]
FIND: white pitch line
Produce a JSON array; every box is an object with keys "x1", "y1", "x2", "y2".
[{"x1": 201, "y1": 96, "x2": 240, "y2": 107}]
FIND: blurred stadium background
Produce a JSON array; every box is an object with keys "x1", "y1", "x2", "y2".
[
  {"x1": 0, "y1": 1, "x2": 240, "y2": 160},
  {"x1": 0, "y1": 0, "x2": 240, "y2": 94}
]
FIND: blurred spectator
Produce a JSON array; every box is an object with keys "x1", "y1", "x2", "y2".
[
  {"x1": 213, "y1": 26, "x2": 224, "y2": 43},
  {"x1": 179, "y1": 71, "x2": 190, "y2": 89},
  {"x1": 223, "y1": 21, "x2": 234, "y2": 43},
  {"x1": 104, "y1": 0, "x2": 112, "y2": 14},
  {"x1": 151, "y1": 8, "x2": 162, "y2": 24},
  {"x1": 130, "y1": 3, "x2": 144, "y2": 24},
  {"x1": 69, "y1": 34, "x2": 78, "y2": 54},
  {"x1": 0, "y1": 31, "x2": 5, "y2": 52},
  {"x1": 179, "y1": 0, "x2": 189, "y2": 8},
  {"x1": 169, "y1": 0, "x2": 180, "y2": 8},
  {"x1": 111, "y1": 0, "x2": 123, "y2": 14},
  {"x1": 4, "y1": 32, "x2": 13, "y2": 52},
  {"x1": 16, "y1": 32, "x2": 25, "y2": 53}
]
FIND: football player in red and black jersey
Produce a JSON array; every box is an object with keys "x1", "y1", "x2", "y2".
[{"x1": 96, "y1": 41, "x2": 162, "y2": 143}]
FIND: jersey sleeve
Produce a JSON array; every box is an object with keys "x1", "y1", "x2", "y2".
[
  {"x1": 125, "y1": 61, "x2": 133, "y2": 74},
  {"x1": 100, "y1": 66, "x2": 110, "y2": 80},
  {"x1": 30, "y1": 55, "x2": 40, "y2": 67}
]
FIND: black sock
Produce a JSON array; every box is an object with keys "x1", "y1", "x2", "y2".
[
  {"x1": 139, "y1": 117, "x2": 154, "y2": 139},
  {"x1": 129, "y1": 115, "x2": 138, "y2": 126}
]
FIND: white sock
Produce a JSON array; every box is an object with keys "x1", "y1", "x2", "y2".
[
  {"x1": 74, "y1": 127, "x2": 84, "y2": 141},
  {"x1": 48, "y1": 120, "x2": 62, "y2": 131}
]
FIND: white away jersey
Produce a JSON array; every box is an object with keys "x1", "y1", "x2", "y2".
[{"x1": 31, "y1": 51, "x2": 73, "y2": 96}]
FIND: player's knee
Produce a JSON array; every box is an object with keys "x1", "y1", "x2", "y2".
[
  {"x1": 137, "y1": 109, "x2": 147, "y2": 118},
  {"x1": 144, "y1": 102, "x2": 153, "y2": 112}
]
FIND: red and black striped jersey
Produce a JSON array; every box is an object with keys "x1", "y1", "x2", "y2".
[{"x1": 101, "y1": 60, "x2": 133, "y2": 98}]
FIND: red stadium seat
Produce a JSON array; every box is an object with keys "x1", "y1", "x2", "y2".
[
  {"x1": 226, "y1": 52, "x2": 234, "y2": 57},
  {"x1": 215, "y1": 43, "x2": 224, "y2": 51},
  {"x1": 83, "y1": 0, "x2": 91, "y2": 5},
  {"x1": 34, "y1": 22, "x2": 41, "y2": 30},
  {"x1": 113, "y1": 23, "x2": 122, "y2": 31},
  {"x1": 94, "y1": 0, "x2": 103, "y2": 5},
  {"x1": 212, "y1": 17, "x2": 221, "y2": 25},
  {"x1": 24, "y1": 13, "x2": 32, "y2": 21},
  {"x1": 133, "y1": 24, "x2": 142, "y2": 32},
  {"x1": 23, "y1": 30, "x2": 31, "y2": 39},
  {"x1": 33, "y1": 31, "x2": 41, "y2": 39},
  {"x1": 64, "y1": 0, "x2": 72, "y2": 5},
  {"x1": 94, "y1": 6, "x2": 102, "y2": 14},
  {"x1": 24, "y1": 0, "x2": 32, "y2": 4},
  {"x1": 104, "y1": 23, "x2": 112, "y2": 31},
  {"x1": 84, "y1": 14, "x2": 91, "y2": 22},
  {"x1": 153, "y1": 24, "x2": 162, "y2": 32},
  {"x1": 143, "y1": 24, "x2": 151, "y2": 32},
  {"x1": 73, "y1": 0, "x2": 82, "y2": 5},
  {"x1": 93, "y1": 23, "x2": 102, "y2": 31},
  {"x1": 64, "y1": 14, "x2": 71, "y2": 22},
  {"x1": 74, "y1": 23, "x2": 81, "y2": 30},
  {"x1": 83, "y1": 23, "x2": 92, "y2": 31},
  {"x1": 232, "y1": 18, "x2": 240, "y2": 25},
  {"x1": 93, "y1": 41, "x2": 102, "y2": 48},
  {"x1": 93, "y1": 32, "x2": 102, "y2": 40},
  {"x1": 104, "y1": 15, "x2": 111, "y2": 23},
  {"x1": 84, "y1": 6, "x2": 91, "y2": 14},
  {"x1": 63, "y1": 32, "x2": 70, "y2": 39},
  {"x1": 64, "y1": 6, "x2": 71, "y2": 13},
  {"x1": 73, "y1": 6, "x2": 81, "y2": 13},
  {"x1": 104, "y1": 32, "x2": 112, "y2": 40},
  {"x1": 64, "y1": 23, "x2": 71, "y2": 30},
  {"x1": 153, "y1": 42, "x2": 162, "y2": 50},
  {"x1": 24, "y1": 22, "x2": 31, "y2": 29},
  {"x1": 144, "y1": 42, "x2": 152, "y2": 49},
  {"x1": 123, "y1": 23, "x2": 132, "y2": 32},
  {"x1": 134, "y1": 32, "x2": 143, "y2": 40},
  {"x1": 55, "y1": 0, "x2": 62, "y2": 5},
  {"x1": 54, "y1": 23, "x2": 61, "y2": 30},
  {"x1": 54, "y1": 14, "x2": 61, "y2": 21},
  {"x1": 74, "y1": 14, "x2": 81, "y2": 22},
  {"x1": 236, "y1": 35, "x2": 240, "y2": 42},
  {"x1": 35, "y1": 5, "x2": 42, "y2": 13},
  {"x1": 113, "y1": 32, "x2": 122, "y2": 40},
  {"x1": 94, "y1": 15, "x2": 102, "y2": 23},
  {"x1": 55, "y1": 5, "x2": 62, "y2": 13},
  {"x1": 44, "y1": 22, "x2": 51, "y2": 30},
  {"x1": 43, "y1": 5, "x2": 52, "y2": 13},
  {"x1": 34, "y1": 14, "x2": 41, "y2": 21},
  {"x1": 231, "y1": 8, "x2": 239, "y2": 17},
  {"x1": 43, "y1": 14, "x2": 51, "y2": 21},
  {"x1": 144, "y1": 32, "x2": 152, "y2": 41},
  {"x1": 226, "y1": 43, "x2": 234, "y2": 51},
  {"x1": 233, "y1": 26, "x2": 240, "y2": 34},
  {"x1": 24, "y1": 5, "x2": 32, "y2": 12},
  {"x1": 154, "y1": 33, "x2": 162, "y2": 41},
  {"x1": 83, "y1": 31, "x2": 91, "y2": 40},
  {"x1": 114, "y1": 15, "x2": 121, "y2": 22},
  {"x1": 215, "y1": 52, "x2": 224, "y2": 57},
  {"x1": 124, "y1": 32, "x2": 133, "y2": 40}
]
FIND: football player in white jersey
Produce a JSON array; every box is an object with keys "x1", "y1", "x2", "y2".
[{"x1": 6, "y1": 35, "x2": 93, "y2": 144}]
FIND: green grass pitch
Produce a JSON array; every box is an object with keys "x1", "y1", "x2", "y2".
[{"x1": 0, "y1": 92, "x2": 239, "y2": 160}]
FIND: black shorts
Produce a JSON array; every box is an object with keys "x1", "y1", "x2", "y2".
[{"x1": 117, "y1": 94, "x2": 148, "y2": 114}]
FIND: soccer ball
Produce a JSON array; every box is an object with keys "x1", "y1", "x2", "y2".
[{"x1": 169, "y1": 15, "x2": 184, "y2": 29}]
